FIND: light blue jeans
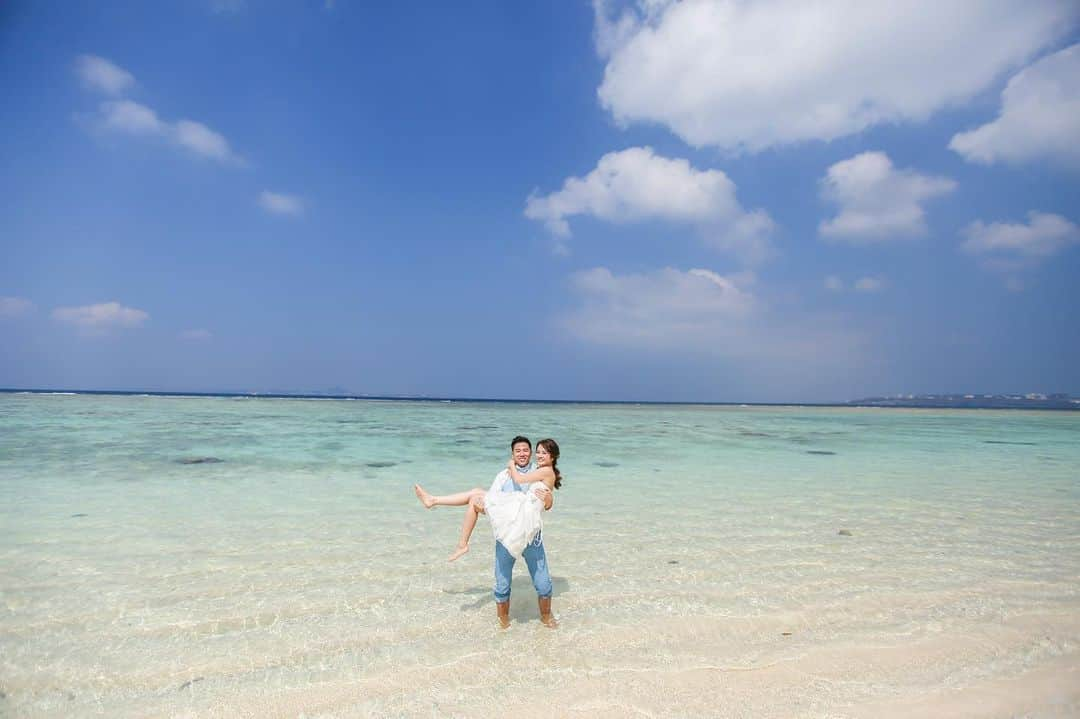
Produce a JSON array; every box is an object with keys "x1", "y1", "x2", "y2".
[{"x1": 493, "y1": 532, "x2": 552, "y2": 603}]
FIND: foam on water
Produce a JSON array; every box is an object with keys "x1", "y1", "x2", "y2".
[{"x1": 1, "y1": 394, "x2": 1078, "y2": 716}]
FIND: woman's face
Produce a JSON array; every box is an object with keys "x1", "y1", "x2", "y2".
[{"x1": 534, "y1": 443, "x2": 551, "y2": 467}]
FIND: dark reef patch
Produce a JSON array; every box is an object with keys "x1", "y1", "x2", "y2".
[
  {"x1": 177, "y1": 457, "x2": 224, "y2": 465},
  {"x1": 365, "y1": 461, "x2": 397, "y2": 468},
  {"x1": 983, "y1": 440, "x2": 1037, "y2": 446},
  {"x1": 594, "y1": 461, "x2": 619, "y2": 468},
  {"x1": 70, "y1": 513, "x2": 88, "y2": 518},
  {"x1": 806, "y1": 450, "x2": 837, "y2": 456}
]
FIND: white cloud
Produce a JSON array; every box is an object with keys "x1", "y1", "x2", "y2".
[
  {"x1": 819, "y1": 152, "x2": 956, "y2": 242},
  {"x1": 570, "y1": 266, "x2": 755, "y2": 336},
  {"x1": 180, "y1": 328, "x2": 213, "y2": 341},
  {"x1": 96, "y1": 101, "x2": 240, "y2": 164},
  {"x1": 259, "y1": 191, "x2": 305, "y2": 216},
  {"x1": 52, "y1": 302, "x2": 149, "y2": 334},
  {"x1": 854, "y1": 276, "x2": 885, "y2": 292},
  {"x1": 526, "y1": 147, "x2": 738, "y2": 235},
  {"x1": 961, "y1": 211, "x2": 1079, "y2": 269},
  {"x1": 100, "y1": 100, "x2": 165, "y2": 134},
  {"x1": 75, "y1": 55, "x2": 135, "y2": 96},
  {"x1": 824, "y1": 276, "x2": 844, "y2": 291},
  {"x1": 173, "y1": 120, "x2": 236, "y2": 162},
  {"x1": 563, "y1": 266, "x2": 863, "y2": 367},
  {"x1": 564, "y1": 266, "x2": 754, "y2": 350},
  {"x1": 950, "y1": 43, "x2": 1080, "y2": 169},
  {"x1": 0, "y1": 296, "x2": 34, "y2": 317},
  {"x1": 594, "y1": 0, "x2": 1077, "y2": 152},
  {"x1": 525, "y1": 146, "x2": 775, "y2": 263}
]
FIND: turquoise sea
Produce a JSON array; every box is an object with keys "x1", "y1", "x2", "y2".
[{"x1": 1, "y1": 393, "x2": 1078, "y2": 717}]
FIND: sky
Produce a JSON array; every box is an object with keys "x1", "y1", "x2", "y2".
[{"x1": 1, "y1": 0, "x2": 1079, "y2": 403}]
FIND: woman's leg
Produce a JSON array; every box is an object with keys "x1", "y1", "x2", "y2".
[
  {"x1": 414, "y1": 485, "x2": 484, "y2": 509},
  {"x1": 448, "y1": 495, "x2": 484, "y2": 562}
]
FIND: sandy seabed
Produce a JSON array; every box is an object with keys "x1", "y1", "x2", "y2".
[{"x1": 3, "y1": 396, "x2": 1079, "y2": 717}]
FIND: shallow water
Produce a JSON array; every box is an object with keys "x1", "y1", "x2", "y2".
[{"x1": 1, "y1": 394, "x2": 1078, "y2": 717}]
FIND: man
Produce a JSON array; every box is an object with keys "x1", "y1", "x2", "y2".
[{"x1": 473, "y1": 435, "x2": 556, "y2": 628}]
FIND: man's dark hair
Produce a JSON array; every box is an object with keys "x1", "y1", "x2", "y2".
[{"x1": 510, "y1": 435, "x2": 531, "y2": 449}]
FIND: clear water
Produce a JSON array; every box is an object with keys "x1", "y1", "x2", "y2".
[{"x1": 1, "y1": 394, "x2": 1078, "y2": 717}]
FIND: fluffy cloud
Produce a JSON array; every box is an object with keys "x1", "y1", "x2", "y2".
[
  {"x1": 173, "y1": 120, "x2": 235, "y2": 162},
  {"x1": 0, "y1": 296, "x2": 34, "y2": 317},
  {"x1": 824, "y1": 276, "x2": 844, "y2": 291},
  {"x1": 96, "y1": 100, "x2": 240, "y2": 164},
  {"x1": 259, "y1": 191, "x2": 305, "y2": 216},
  {"x1": 569, "y1": 266, "x2": 755, "y2": 341},
  {"x1": 78, "y1": 58, "x2": 241, "y2": 164},
  {"x1": 52, "y1": 302, "x2": 149, "y2": 333},
  {"x1": 75, "y1": 55, "x2": 135, "y2": 96},
  {"x1": 525, "y1": 146, "x2": 774, "y2": 263},
  {"x1": 563, "y1": 266, "x2": 863, "y2": 367},
  {"x1": 961, "y1": 211, "x2": 1079, "y2": 270},
  {"x1": 594, "y1": 0, "x2": 1077, "y2": 152},
  {"x1": 950, "y1": 43, "x2": 1080, "y2": 169},
  {"x1": 100, "y1": 100, "x2": 165, "y2": 134},
  {"x1": 819, "y1": 152, "x2": 956, "y2": 242}
]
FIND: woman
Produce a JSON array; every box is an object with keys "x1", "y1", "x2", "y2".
[{"x1": 414, "y1": 438, "x2": 563, "y2": 562}]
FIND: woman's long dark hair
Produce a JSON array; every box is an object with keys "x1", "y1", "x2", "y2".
[{"x1": 537, "y1": 438, "x2": 562, "y2": 489}]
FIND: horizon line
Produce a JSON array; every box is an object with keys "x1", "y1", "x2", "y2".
[{"x1": 2, "y1": 387, "x2": 1077, "y2": 410}]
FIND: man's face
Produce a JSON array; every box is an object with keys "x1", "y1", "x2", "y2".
[{"x1": 512, "y1": 441, "x2": 532, "y2": 467}]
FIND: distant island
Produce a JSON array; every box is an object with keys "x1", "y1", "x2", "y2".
[{"x1": 847, "y1": 393, "x2": 1080, "y2": 410}]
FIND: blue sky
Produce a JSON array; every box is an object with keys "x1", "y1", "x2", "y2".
[{"x1": 1, "y1": 1, "x2": 1078, "y2": 402}]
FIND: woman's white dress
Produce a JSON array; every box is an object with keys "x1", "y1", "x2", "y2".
[{"x1": 483, "y1": 470, "x2": 545, "y2": 560}]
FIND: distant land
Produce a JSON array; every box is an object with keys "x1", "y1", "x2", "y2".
[
  {"x1": 847, "y1": 393, "x2": 1080, "y2": 410},
  {"x1": 1, "y1": 388, "x2": 1078, "y2": 410}
]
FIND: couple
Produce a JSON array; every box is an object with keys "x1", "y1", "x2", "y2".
[{"x1": 414, "y1": 436, "x2": 562, "y2": 628}]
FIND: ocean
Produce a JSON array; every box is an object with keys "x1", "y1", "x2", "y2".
[{"x1": 1, "y1": 392, "x2": 1078, "y2": 717}]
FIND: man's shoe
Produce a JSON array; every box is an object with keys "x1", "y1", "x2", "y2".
[
  {"x1": 496, "y1": 601, "x2": 510, "y2": 629},
  {"x1": 538, "y1": 597, "x2": 557, "y2": 628}
]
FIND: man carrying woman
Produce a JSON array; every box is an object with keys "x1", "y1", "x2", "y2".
[{"x1": 414, "y1": 435, "x2": 562, "y2": 628}]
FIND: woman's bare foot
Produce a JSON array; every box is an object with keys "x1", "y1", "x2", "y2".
[
  {"x1": 413, "y1": 484, "x2": 435, "y2": 509},
  {"x1": 448, "y1": 543, "x2": 469, "y2": 562}
]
